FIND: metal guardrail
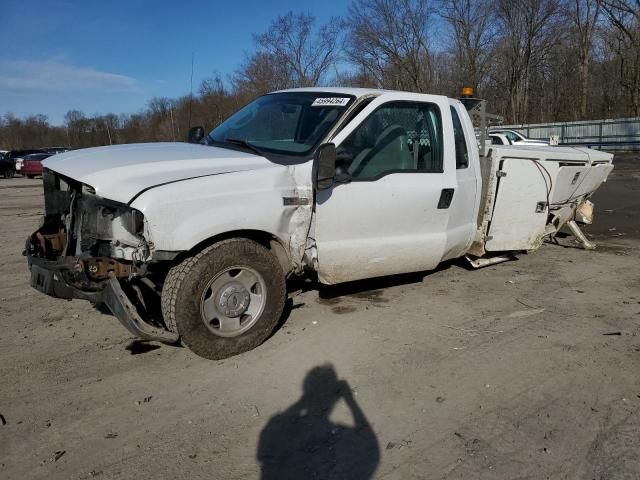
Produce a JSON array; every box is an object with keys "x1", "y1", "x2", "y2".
[{"x1": 500, "y1": 117, "x2": 640, "y2": 151}]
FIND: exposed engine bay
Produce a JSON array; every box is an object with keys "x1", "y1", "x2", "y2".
[
  {"x1": 26, "y1": 170, "x2": 178, "y2": 343},
  {"x1": 27, "y1": 170, "x2": 149, "y2": 284}
]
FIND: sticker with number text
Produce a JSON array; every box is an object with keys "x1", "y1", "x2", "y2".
[{"x1": 311, "y1": 97, "x2": 350, "y2": 107}]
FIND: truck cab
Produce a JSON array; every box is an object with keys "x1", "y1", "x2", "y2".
[
  {"x1": 26, "y1": 88, "x2": 612, "y2": 360},
  {"x1": 307, "y1": 90, "x2": 481, "y2": 284}
]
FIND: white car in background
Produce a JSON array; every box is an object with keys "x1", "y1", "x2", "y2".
[
  {"x1": 490, "y1": 129, "x2": 548, "y2": 146},
  {"x1": 478, "y1": 133, "x2": 514, "y2": 152},
  {"x1": 488, "y1": 133, "x2": 512, "y2": 146}
]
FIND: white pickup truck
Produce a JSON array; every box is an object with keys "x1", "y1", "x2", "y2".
[{"x1": 26, "y1": 88, "x2": 613, "y2": 359}]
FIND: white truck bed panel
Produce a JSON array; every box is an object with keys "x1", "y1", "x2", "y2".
[
  {"x1": 473, "y1": 146, "x2": 614, "y2": 255},
  {"x1": 570, "y1": 163, "x2": 614, "y2": 199},
  {"x1": 485, "y1": 157, "x2": 549, "y2": 251}
]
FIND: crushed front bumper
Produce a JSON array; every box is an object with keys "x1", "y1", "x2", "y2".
[{"x1": 28, "y1": 254, "x2": 178, "y2": 343}]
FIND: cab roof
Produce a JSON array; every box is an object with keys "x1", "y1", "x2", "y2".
[{"x1": 273, "y1": 87, "x2": 395, "y2": 98}]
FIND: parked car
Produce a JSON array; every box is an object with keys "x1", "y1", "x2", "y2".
[
  {"x1": 6, "y1": 149, "x2": 47, "y2": 174},
  {"x1": 42, "y1": 147, "x2": 70, "y2": 155},
  {"x1": 488, "y1": 133, "x2": 512, "y2": 145},
  {"x1": 489, "y1": 128, "x2": 548, "y2": 145},
  {"x1": 478, "y1": 132, "x2": 513, "y2": 151},
  {"x1": 21, "y1": 153, "x2": 52, "y2": 178},
  {"x1": 0, "y1": 153, "x2": 16, "y2": 178},
  {"x1": 26, "y1": 88, "x2": 613, "y2": 360}
]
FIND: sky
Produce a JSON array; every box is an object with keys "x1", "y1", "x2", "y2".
[{"x1": 0, "y1": 0, "x2": 351, "y2": 125}]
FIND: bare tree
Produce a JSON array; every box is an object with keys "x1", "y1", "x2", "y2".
[
  {"x1": 253, "y1": 11, "x2": 344, "y2": 87},
  {"x1": 599, "y1": 0, "x2": 640, "y2": 115},
  {"x1": 233, "y1": 52, "x2": 296, "y2": 95},
  {"x1": 346, "y1": 0, "x2": 435, "y2": 92},
  {"x1": 199, "y1": 74, "x2": 237, "y2": 130},
  {"x1": 599, "y1": 0, "x2": 640, "y2": 39},
  {"x1": 334, "y1": 67, "x2": 379, "y2": 88},
  {"x1": 3, "y1": 5, "x2": 640, "y2": 149},
  {"x1": 64, "y1": 110, "x2": 88, "y2": 147},
  {"x1": 494, "y1": 0, "x2": 562, "y2": 122},
  {"x1": 147, "y1": 97, "x2": 177, "y2": 141},
  {"x1": 439, "y1": 0, "x2": 499, "y2": 93},
  {"x1": 103, "y1": 113, "x2": 120, "y2": 145},
  {"x1": 565, "y1": 0, "x2": 601, "y2": 118}
]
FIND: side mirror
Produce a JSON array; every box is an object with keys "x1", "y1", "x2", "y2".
[
  {"x1": 188, "y1": 126, "x2": 205, "y2": 144},
  {"x1": 313, "y1": 143, "x2": 336, "y2": 190}
]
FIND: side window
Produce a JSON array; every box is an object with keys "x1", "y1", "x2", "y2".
[
  {"x1": 339, "y1": 101, "x2": 443, "y2": 181},
  {"x1": 333, "y1": 97, "x2": 375, "y2": 136},
  {"x1": 505, "y1": 131, "x2": 519, "y2": 143},
  {"x1": 491, "y1": 135, "x2": 504, "y2": 145},
  {"x1": 450, "y1": 107, "x2": 469, "y2": 169}
]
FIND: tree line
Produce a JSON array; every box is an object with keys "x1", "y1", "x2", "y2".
[{"x1": 2, "y1": 0, "x2": 639, "y2": 150}]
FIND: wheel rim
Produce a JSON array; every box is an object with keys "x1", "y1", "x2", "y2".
[{"x1": 199, "y1": 266, "x2": 267, "y2": 338}]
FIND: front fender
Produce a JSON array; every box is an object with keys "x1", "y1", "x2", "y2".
[{"x1": 130, "y1": 167, "x2": 312, "y2": 266}]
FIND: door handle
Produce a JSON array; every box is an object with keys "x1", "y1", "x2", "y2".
[{"x1": 437, "y1": 188, "x2": 455, "y2": 209}]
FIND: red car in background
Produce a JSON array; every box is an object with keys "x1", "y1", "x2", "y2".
[{"x1": 20, "y1": 153, "x2": 52, "y2": 178}]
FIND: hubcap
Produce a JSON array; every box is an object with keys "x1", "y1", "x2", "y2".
[
  {"x1": 200, "y1": 267, "x2": 267, "y2": 338},
  {"x1": 218, "y1": 283, "x2": 251, "y2": 317}
]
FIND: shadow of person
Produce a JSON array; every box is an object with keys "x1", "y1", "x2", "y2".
[{"x1": 257, "y1": 364, "x2": 379, "y2": 480}]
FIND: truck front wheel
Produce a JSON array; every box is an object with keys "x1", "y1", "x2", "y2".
[{"x1": 161, "y1": 238, "x2": 286, "y2": 360}]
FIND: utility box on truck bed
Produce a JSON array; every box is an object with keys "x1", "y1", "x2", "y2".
[{"x1": 469, "y1": 145, "x2": 613, "y2": 257}]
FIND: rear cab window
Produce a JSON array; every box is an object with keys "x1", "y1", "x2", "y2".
[{"x1": 450, "y1": 106, "x2": 469, "y2": 169}]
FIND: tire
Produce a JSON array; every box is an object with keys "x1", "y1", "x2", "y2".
[
  {"x1": 27, "y1": 175, "x2": 35, "y2": 179},
  {"x1": 3, "y1": 170, "x2": 14, "y2": 179},
  {"x1": 161, "y1": 238, "x2": 286, "y2": 360}
]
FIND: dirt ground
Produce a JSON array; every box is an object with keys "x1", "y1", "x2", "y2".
[{"x1": 1, "y1": 155, "x2": 639, "y2": 480}]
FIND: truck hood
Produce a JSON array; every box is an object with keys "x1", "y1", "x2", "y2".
[{"x1": 44, "y1": 142, "x2": 279, "y2": 203}]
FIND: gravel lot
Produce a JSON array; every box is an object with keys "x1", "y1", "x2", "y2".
[{"x1": 1, "y1": 155, "x2": 639, "y2": 479}]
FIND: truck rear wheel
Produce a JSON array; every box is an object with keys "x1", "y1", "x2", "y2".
[{"x1": 161, "y1": 238, "x2": 286, "y2": 360}]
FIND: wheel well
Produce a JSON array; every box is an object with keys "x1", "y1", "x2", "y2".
[{"x1": 178, "y1": 230, "x2": 292, "y2": 275}]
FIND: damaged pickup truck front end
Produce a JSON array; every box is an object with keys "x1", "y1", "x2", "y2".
[{"x1": 26, "y1": 170, "x2": 178, "y2": 342}]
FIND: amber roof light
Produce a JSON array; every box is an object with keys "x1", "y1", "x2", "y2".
[{"x1": 461, "y1": 86, "x2": 474, "y2": 98}]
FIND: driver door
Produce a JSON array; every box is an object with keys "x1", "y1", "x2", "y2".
[{"x1": 314, "y1": 94, "x2": 456, "y2": 285}]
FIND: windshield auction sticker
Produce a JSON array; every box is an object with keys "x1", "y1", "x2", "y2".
[{"x1": 311, "y1": 97, "x2": 350, "y2": 107}]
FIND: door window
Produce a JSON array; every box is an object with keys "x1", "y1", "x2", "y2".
[
  {"x1": 338, "y1": 101, "x2": 443, "y2": 181},
  {"x1": 504, "y1": 131, "x2": 522, "y2": 143}
]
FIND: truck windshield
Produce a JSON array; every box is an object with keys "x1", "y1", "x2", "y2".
[{"x1": 206, "y1": 92, "x2": 355, "y2": 157}]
